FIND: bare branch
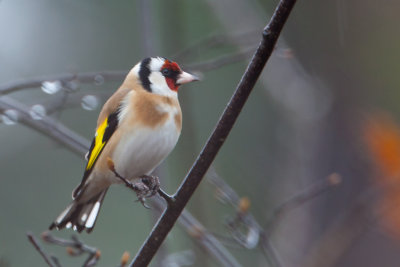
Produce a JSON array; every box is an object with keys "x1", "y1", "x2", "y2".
[
  {"x1": 130, "y1": 0, "x2": 298, "y2": 265},
  {"x1": 208, "y1": 167, "x2": 282, "y2": 267},
  {"x1": 264, "y1": 173, "x2": 342, "y2": 236},
  {"x1": 41, "y1": 232, "x2": 101, "y2": 267},
  {"x1": 172, "y1": 31, "x2": 259, "y2": 62},
  {"x1": 0, "y1": 71, "x2": 127, "y2": 95},
  {"x1": 0, "y1": 51, "x2": 252, "y2": 101},
  {"x1": 27, "y1": 232, "x2": 55, "y2": 267},
  {"x1": 185, "y1": 46, "x2": 256, "y2": 72},
  {"x1": 301, "y1": 202, "x2": 369, "y2": 267},
  {"x1": 0, "y1": 96, "x2": 89, "y2": 155}
]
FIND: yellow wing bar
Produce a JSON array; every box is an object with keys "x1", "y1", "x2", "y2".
[{"x1": 87, "y1": 118, "x2": 108, "y2": 170}]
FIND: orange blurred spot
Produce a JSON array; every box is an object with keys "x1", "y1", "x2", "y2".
[
  {"x1": 120, "y1": 251, "x2": 130, "y2": 266},
  {"x1": 364, "y1": 114, "x2": 400, "y2": 179},
  {"x1": 364, "y1": 113, "x2": 400, "y2": 237},
  {"x1": 238, "y1": 197, "x2": 251, "y2": 214}
]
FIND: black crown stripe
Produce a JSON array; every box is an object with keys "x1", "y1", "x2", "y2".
[{"x1": 139, "y1": 57, "x2": 152, "y2": 92}]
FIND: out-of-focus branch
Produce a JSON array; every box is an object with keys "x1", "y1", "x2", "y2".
[
  {"x1": 0, "y1": 51, "x2": 253, "y2": 98},
  {"x1": 264, "y1": 173, "x2": 342, "y2": 236},
  {"x1": 138, "y1": 0, "x2": 155, "y2": 57},
  {"x1": 207, "y1": 167, "x2": 281, "y2": 267},
  {"x1": 0, "y1": 71, "x2": 127, "y2": 95},
  {"x1": 208, "y1": 169, "x2": 342, "y2": 267},
  {"x1": 185, "y1": 46, "x2": 256, "y2": 73},
  {"x1": 172, "y1": 31, "x2": 259, "y2": 62},
  {"x1": 41, "y1": 231, "x2": 101, "y2": 267},
  {"x1": 0, "y1": 96, "x2": 89, "y2": 155},
  {"x1": 41, "y1": 91, "x2": 111, "y2": 115},
  {"x1": 301, "y1": 202, "x2": 369, "y2": 267},
  {"x1": 130, "y1": 0, "x2": 298, "y2": 265},
  {"x1": 27, "y1": 232, "x2": 56, "y2": 267}
]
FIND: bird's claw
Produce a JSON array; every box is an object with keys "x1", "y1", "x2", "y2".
[{"x1": 131, "y1": 175, "x2": 160, "y2": 208}]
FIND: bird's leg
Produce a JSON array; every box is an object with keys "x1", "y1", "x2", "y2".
[
  {"x1": 110, "y1": 170, "x2": 151, "y2": 208},
  {"x1": 106, "y1": 157, "x2": 174, "y2": 207},
  {"x1": 139, "y1": 175, "x2": 175, "y2": 206}
]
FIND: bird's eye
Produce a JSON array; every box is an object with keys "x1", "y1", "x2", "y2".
[{"x1": 161, "y1": 68, "x2": 171, "y2": 76}]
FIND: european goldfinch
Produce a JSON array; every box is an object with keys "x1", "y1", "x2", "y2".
[{"x1": 49, "y1": 57, "x2": 199, "y2": 233}]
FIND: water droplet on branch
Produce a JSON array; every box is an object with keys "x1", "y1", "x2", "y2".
[
  {"x1": 2, "y1": 109, "x2": 19, "y2": 125},
  {"x1": 81, "y1": 95, "x2": 99, "y2": 111},
  {"x1": 41, "y1": 81, "x2": 62, "y2": 94},
  {"x1": 29, "y1": 104, "x2": 46, "y2": 120},
  {"x1": 65, "y1": 80, "x2": 80, "y2": 92},
  {"x1": 94, "y1": 75, "x2": 104, "y2": 85}
]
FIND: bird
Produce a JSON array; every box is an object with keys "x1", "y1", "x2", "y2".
[{"x1": 49, "y1": 57, "x2": 199, "y2": 233}]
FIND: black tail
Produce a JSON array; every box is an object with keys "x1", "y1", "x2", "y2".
[{"x1": 49, "y1": 189, "x2": 108, "y2": 233}]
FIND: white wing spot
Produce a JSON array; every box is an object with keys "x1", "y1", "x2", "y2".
[
  {"x1": 81, "y1": 213, "x2": 88, "y2": 222},
  {"x1": 56, "y1": 204, "x2": 72, "y2": 224},
  {"x1": 85, "y1": 202, "x2": 101, "y2": 228},
  {"x1": 66, "y1": 222, "x2": 72, "y2": 229}
]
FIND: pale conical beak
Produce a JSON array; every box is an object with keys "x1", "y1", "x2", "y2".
[{"x1": 176, "y1": 71, "x2": 200, "y2": 85}]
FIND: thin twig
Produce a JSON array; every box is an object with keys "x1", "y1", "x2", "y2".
[
  {"x1": 0, "y1": 71, "x2": 127, "y2": 95},
  {"x1": 0, "y1": 96, "x2": 89, "y2": 155},
  {"x1": 27, "y1": 232, "x2": 55, "y2": 267},
  {"x1": 0, "y1": 51, "x2": 252, "y2": 98},
  {"x1": 130, "y1": 0, "x2": 298, "y2": 265},
  {"x1": 302, "y1": 201, "x2": 369, "y2": 267},
  {"x1": 263, "y1": 173, "x2": 342, "y2": 237},
  {"x1": 172, "y1": 31, "x2": 258, "y2": 61},
  {"x1": 184, "y1": 46, "x2": 256, "y2": 72},
  {"x1": 41, "y1": 232, "x2": 100, "y2": 267},
  {"x1": 208, "y1": 167, "x2": 282, "y2": 267}
]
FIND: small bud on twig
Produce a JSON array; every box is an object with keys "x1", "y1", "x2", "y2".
[
  {"x1": 238, "y1": 197, "x2": 251, "y2": 214},
  {"x1": 120, "y1": 251, "x2": 130, "y2": 266},
  {"x1": 188, "y1": 225, "x2": 205, "y2": 239},
  {"x1": 95, "y1": 250, "x2": 101, "y2": 259},
  {"x1": 40, "y1": 231, "x2": 51, "y2": 241},
  {"x1": 107, "y1": 157, "x2": 115, "y2": 172},
  {"x1": 66, "y1": 246, "x2": 76, "y2": 256},
  {"x1": 327, "y1": 173, "x2": 342, "y2": 186}
]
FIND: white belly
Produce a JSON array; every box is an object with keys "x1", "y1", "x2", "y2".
[{"x1": 111, "y1": 115, "x2": 180, "y2": 181}]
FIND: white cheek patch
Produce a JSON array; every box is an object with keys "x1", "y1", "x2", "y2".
[
  {"x1": 149, "y1": 72, "x2": 176, "y2": 97},
  {"x1": 149, "y1": 72, "x2": 167, "y2": 90}
]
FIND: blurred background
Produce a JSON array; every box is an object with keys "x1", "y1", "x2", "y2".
[{"x1": 1, "y1": 0, "x2": 400, "y2": 266}]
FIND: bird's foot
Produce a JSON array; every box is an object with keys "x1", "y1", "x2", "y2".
[
  {"x1": 132, "y1": 175, "x2": 161, "y2": 208},
  {"x1": 106, "y1": 157, "x2": 173, "y2": 207}
]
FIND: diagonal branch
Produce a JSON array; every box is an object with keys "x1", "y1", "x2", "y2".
[
  {"x1": 27, "y1": 232, "x2": 56, "y2": 267},
  {"x1": 0, "y1": 96, "x2": 89, "y2": 155},
  {"x1": 130, "y1": 0, "x2": 298, "y2": 266}
]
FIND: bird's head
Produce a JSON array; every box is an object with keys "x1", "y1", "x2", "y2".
[{"x1": 129, "y1": 57, "x2": 199, "y2": 96}]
